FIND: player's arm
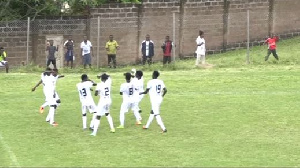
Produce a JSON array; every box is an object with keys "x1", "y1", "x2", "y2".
[
  {"x1": 58, "y1": 75, "x2": 65, "y2": 78},
  {"x1": 140, "y1": 88, "x2": 150, "y2": 95},
  {"x1": 32, "y1": 80, "x2": 42, "y2": 91},
  {"x1": 162, "y1": 88, "x2": 167, "y2": 97}
]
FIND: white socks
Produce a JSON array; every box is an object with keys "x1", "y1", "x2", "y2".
[
  {"x1": 92, "y1": 119, "x2": 100, "y2": 135},
  {"x1": 90, "y1": 112, "x2": 97, "y2": 128},
  {"x1": 41, "y1": 102, "x2": 48, "y2": 108},
  {"x1": 120, "y1": 111, "x2": 125, "y2": 126},
  {"x1": 49, "y1": 106, "x2": 55, "y2": 125},
  {"x1": 106, "y1": 114, "x2": 114, "y2": 129},
  {"x1": 145, "y1": 114, "x2": 154, "y2": 128},
  {"x1": 155, "y1": 115, "x2": 166, "y2": 130},
  {"x1": 82, "y1": 115, "x2": 87, "y2": 129},
  {"x1": 133, "y1": 110, "x2": 142, "y2": 121}
]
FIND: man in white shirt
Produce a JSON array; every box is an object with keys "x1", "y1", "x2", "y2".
[
  {"x1": 140, "y1": 71, "x2": 167, "y2": 133},
  {"x1": 117, "y1": 72, "x2": 141, "y2": 129},
  {"x1": 76, "y1": 74, "x2": 97, "y2": 130},
  {"x1": 80, "y1": 36, "x2": 93, "y2": 69},
  {"x1": 195, "y1": 30, "x2": 206, "y2": 65},
  {"x1": 91, "y1": 73, "x2": 115, "y2": 136}
]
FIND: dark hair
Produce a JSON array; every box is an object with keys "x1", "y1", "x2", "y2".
[
  {"x1": 101, "y1": 73, "x2": 109, "y2": 81},
  {"x1": 81, "y1": 74, "x2": 88, "y2": 81},
  {"x1": 199, "y1": 30, "x2": 204, "y2": 36},
  {"x1": 124, "y1": 72, "x2": 132, "y2": 81},
  {"x1": 53, "y1": 68, "x2": 58, "y2": 72},
  {"x1": 0, "y1": 47, "x2": 4, "y2": 50},
  {"x1": 153, "y1": 70, "x2": 160, "y2": 78},
  {"x1": 136, "y1": 70, "x2": 143, "y2": 77}
]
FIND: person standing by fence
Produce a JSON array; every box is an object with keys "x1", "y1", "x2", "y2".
[
  {"x1": 0, "y1": 47, "x2": 9, "y2": 73},
  {"x1": 195, "y1": 30, "x2": 206, "y2": 66},
  {"x1": 105, "y1": 35, "x2": 119, "y2": 68},
  {"x1": 64, "y1": 36, "x2": 74, "y2": 68},
  {"x1": 161, "y1": 35, "x2": 174, "y2": 65},
  {"x1": 141, "y1": 34, "x2": 154, "y2": 65},
  {"x1": 46, "y1": 41, "x2": 58, "y2": 69},
  {"x1": 80, "y1": 36, "x2": 93, "y2": 69}
]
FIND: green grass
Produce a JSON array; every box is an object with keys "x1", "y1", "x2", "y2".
[{"x1": 1, "y1": 37, "x2": 300, "y2": 167}]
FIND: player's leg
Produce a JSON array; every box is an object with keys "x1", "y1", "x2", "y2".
[
  {"x1": 117, "y1": 102, "x2": 128, "y2": 128},
  {"x1": 137, "y1": 95, "x2": 144, "y2": 113},
  {"x1": 152, "y1": 101, "x2": 166, "y2": 132},
  {"x1": 132, "y1": 102, "x2": 142, "y2": 125},
  {"x1": 82, "y1": 105, "x2": 88, "y2": 129},
  {"x1": 143, "y1": 110, "x2": 154, "y2": 129},
  {"x1": 272, "y1": 49, "x2": 279, "y2": 60},
  {"x1": 104, "y1": 103, "x2": 115, "y2": 132},
  {"x1": 265, "y1": 49, "x2": 272, "y2": 61},
  {"x1": 91, "y1": 115, "x2": 101, "y2": 136},
  {"x1": 88, "y1": 104, "x2": 97, "y2": 129}
]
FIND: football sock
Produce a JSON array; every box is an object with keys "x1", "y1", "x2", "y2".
[
  {"x1": 120, "y1": 111, "x2": 125, "y2": 126},
  {"x1": 90, "y1": 112, "x2": 97, "y2": 128},
  {"x1": 155, "y1": 115, "x2": 166, "y2": 130},
  {"x1": 145, "y1": 114, "x2": 154, "y2": 128},
  {"x1": 49, "y1": 107, "x2": 55, "y2": 125},
  {"x1": 106, "y1": 114, "x2": 114, "y2": 129},
  {"x1": 82, "y1": 116, "x2": 87, "y2": 129},
  {"x1": 41, "y1": 102, "x2": 48, "y2": 108},
  {"x1": 92, "y1": 119, "x2": 100, "y2": 135},
  {"x1": 133, "y1": 110, "x2": 142, "y2": 121}
]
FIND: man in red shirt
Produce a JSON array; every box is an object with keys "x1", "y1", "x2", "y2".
[
  {"x1": 265, "y1": 34, "x2": 279, "y2": 61},
  {"x1": 161, "y1": 36, "x2": 174, "y2": 65}
]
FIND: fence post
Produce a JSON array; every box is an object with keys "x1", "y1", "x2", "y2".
[
  {"x1": 246, "y1": 9, "x2": 250, "y2": 64},
  {"x1": 172, "y1": 12, "x2": 176, "y2": 63},
  {"x1": 97, "y1": 16, "x2": 100, "y2": 68},
  {"x1": 26, "y1": 17, "x2": 30, "y2": 65}
]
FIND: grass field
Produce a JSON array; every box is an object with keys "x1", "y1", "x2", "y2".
[{"x1": 1, "y1": 37, "x2": 300, "y2": 167}]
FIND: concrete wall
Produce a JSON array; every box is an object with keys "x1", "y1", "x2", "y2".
[{"x1": 1, "y1": 0, "x2": 300, "y2": 67}]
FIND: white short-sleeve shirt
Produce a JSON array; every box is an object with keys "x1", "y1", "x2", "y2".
[
  {"x1": 196, "y1": 36, "x2": 206, "y2": 55},
  {"x1": 80, "y1": 40, "x2": 92, "y2": 56},
  {"x1": 77, "y1": 81, "x2": 95, "y2": 106},
  {"x1": 146, "y1": 79, "x2": 165, "y2": 104}
]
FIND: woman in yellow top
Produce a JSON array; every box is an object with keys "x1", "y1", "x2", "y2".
[
  {"x1": 105, "y1": 35, "x2": 119, "y2": 68},
  {"x1": 0, "y1": 47, "x2": 9, "y2": 73}
]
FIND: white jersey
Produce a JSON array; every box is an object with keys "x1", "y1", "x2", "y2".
[
  {"x1": 196, "y1": 36, "x2": 206, "y2": 55},
  {"x1": 80, "y1": 40, "x2": 92, "y2": 55},
  {"x1": 76, "y1": 81, "x2": 95, "y2": 106},
  {"x1": 146, "y1": 79, "x2": 166, "y2": 104},
  {"x1": 96, "y1": 77, "x2": 112, "y2": 104},
  {"x1": 132, "y1": 77, "x2": 144, "y2": 102},
  {"x1": 41, "y1": 73, "x2": 55, "y2": 92},
  {"x1": 120, "y1": 81, "x2": 135, "y2": 103}
]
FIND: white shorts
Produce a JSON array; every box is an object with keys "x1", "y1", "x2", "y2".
[
  {"x1": 0, "y1": 61, "x2": 7, "y2": 67},
  {"x1": 97, "y1": 102, "x2": 111, "y2": 116},
  {"x1": 82, "y1": 104, "x2": 97, "y2": 114},
  {"x1": 150, "y1": 98, "x2": 162, "y2": 115},
  {"x1": 45, "y1": 91, "x2": 56, "y2": 105},
  {"x1": 120, "y1": 101, "x2": 138, "y2": 113}
]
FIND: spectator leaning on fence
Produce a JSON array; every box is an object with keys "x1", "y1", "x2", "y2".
[
  {"x1": 46, "y1": 41, "x2": 58, "y2": 69},
  {"x1": 161, "y1": 35, "x2": 174, "y2": 65},
  {"x1": 64, "y1": 35, "x2": 75, "y2": 68},
  {"x1": 105, "y1": 35, "x2": 119, "y2": 68},
  {"x1": 0, "y1": 47, "x2": 9, "y2": 73},
  {"x1": 141, "y1": 34, "x2": 154, "y2": 65},
  {"x1": 80, "y1": 36, "x2": 93, "y2": 69}
]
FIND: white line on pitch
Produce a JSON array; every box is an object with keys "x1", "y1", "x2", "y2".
[{"x1": 0, "y1": 133, "x2": 20, "y2": 167}]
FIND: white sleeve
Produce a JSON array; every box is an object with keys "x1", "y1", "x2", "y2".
[
  {"x1": 120, "y1": 84, "x2": 125, "y2": 92},
  {"x1": 161, "y1": 81, "x2": 166, "y2": 89},
  {"x1": 96, "y1": 83, "x2": 100, "y2": 91},
  {"x1": 64, "y1": 40, "x2": 68, "y2": 46},
  {"x1": 146, "y1": 80, "x2": 152, "y2": 89},
  {"x1": 196, "y1": 37, "x2": 201, "y2": 45},
  {"x1": 80, "y1": 42, "x2": 83, "y2": 49},
  {"x1": 89, "y1": 41, "x2": 92, "y2": 47}
]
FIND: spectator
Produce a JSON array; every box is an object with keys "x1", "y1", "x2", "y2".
[
  {"x1": 46, "y1": 40, "x2": 58, "y2": 69},
  {"x1": 195, "y1": 30, "x2": 206, "y2": 66},
  {"x1": 0, "y1": 47, "x2": 9, "y2": 73},
  {"x1": 161, "y1": 35, "x2": 174, "y2": 65},
  {"x1": 64, "y1": 35, "x2": 74, "y2": 68},
  {"x1": 264, "y1": 33, "x2": 279, "y2": 61},
  {"x1": 80, "y1": 36, "x2": 93, "y2": 69},
  {"x1": 141, "y1": 34, "x2": 154, "y2": 65},
  {"x1": 105, "y1": 35, "x2": 119, "y2": 68}
]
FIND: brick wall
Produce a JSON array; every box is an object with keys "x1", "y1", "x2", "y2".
[{"x1": 1, "y1": 0, "x2": 300, "y2": 67}]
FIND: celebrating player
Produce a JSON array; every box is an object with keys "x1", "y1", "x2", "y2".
[
  {"x1": 76, "y1": 74, "x2": 97, "y2": 130},
  {"x1": 131, "y1": 69, "x2": 144, "y2": 114},
  {"x1": 140, "y1": 70, "x2": 167, "y2": 133},
  {"x1": 117, "y1": 72, "x2": 141, "y2": 129}
]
